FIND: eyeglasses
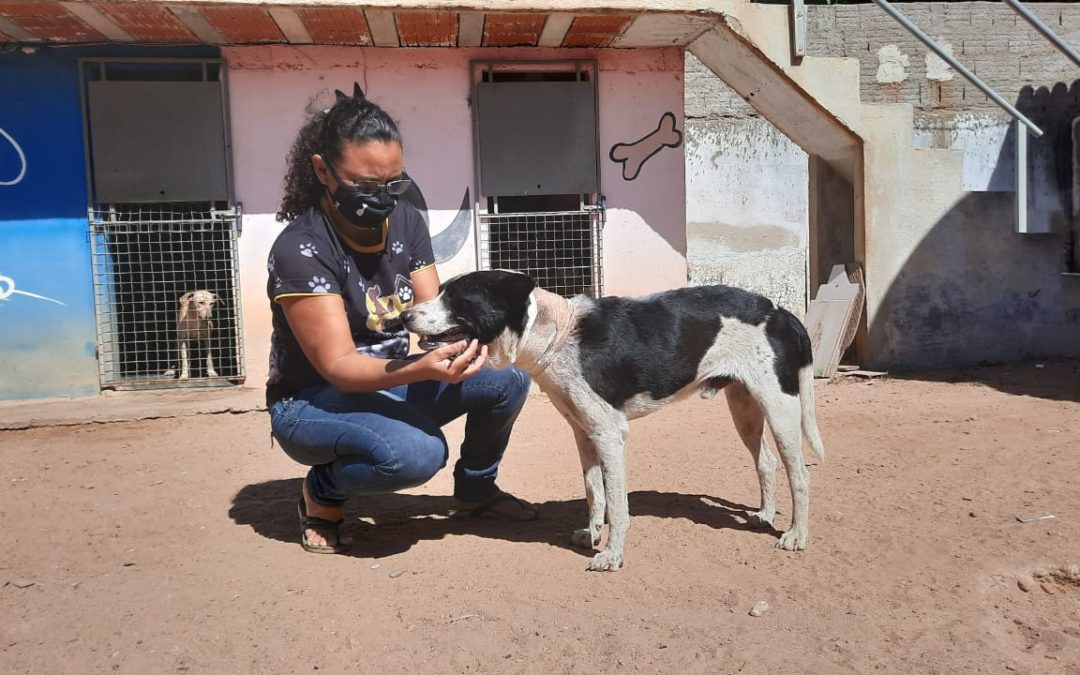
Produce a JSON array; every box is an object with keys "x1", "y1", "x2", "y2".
[{"x1": 327, "y1": 163, "x2": 413, "y2": 196}]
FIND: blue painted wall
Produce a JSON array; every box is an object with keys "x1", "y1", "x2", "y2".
[
  {"x1": 0, "y1": 45, "x2": 218, "y2": 400},
  {"x1": 0, "y1": 48, "x2": 97, "y2": 399}
]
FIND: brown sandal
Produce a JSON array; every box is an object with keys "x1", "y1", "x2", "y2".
[{"x1": 298, "y1": 499, "x2": 350, "y2": 554}]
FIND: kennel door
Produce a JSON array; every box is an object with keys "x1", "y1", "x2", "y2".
[
  {"x1": 476, "y1": 80, "x2": 598, "y2": 197},
  {"x1": 87, "y1": 81, "x2": 229, "y2": 203}
]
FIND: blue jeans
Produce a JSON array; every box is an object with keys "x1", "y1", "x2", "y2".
[{"x1": 269, "y1": 367, "x2": 531, "y2": 506}]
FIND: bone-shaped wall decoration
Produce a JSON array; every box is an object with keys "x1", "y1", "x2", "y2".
[{"x1": 609, "y1": 112, "x2": 683, "y2": 181}]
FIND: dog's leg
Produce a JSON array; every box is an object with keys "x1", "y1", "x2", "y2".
[
  {"x1": 569, "y1": 427, "x2": 605, "y2": 550},
  {"x1": 205, "y1": 343, "x2": 218, "y2": 378},
  {"x1": 587, "y1": 416, "x2": 630, "y2": 571},
  {"x1": 724, "y1": 382, "x2": 777, "y2": 529},
  {"x1": 179, "y1": 340, "x2": 190, "y2": 380},
  {"x1": 760, "y1": 389, "x2": 811, "y2": 551}
]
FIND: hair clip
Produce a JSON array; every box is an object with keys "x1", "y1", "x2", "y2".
[{"x1": 333, "y1": 82, "x2": 366, "y2": 102}]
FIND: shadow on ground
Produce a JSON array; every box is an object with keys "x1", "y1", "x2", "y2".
[
  {"x1": 885, "y1": 358, "x2": 1080, "y2": 403},
  {"x1": 229, "y1": 478, "x2": 774, "y2": 559}
]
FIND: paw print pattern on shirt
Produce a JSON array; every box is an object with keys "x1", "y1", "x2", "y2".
[
  {"x1": 391, "y1": 241, "x2": 404, "y2": 255},
  {"x1": 394, "y1": 273, "x2": 414, "y2": 305},
  {"x1": 308, "y1": 276, "x2": 332, "y2": 293},
  {"x1": 300, "y1": 243, "x2": 318, "y2": 258}
]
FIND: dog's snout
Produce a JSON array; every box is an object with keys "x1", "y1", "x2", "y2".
[{"x1": 400, "y1": 309, "x2": 415, "y2": 324}]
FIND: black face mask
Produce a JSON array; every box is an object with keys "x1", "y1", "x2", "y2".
[
  {"x1": 330, "y1": 184, "x2": 398, "y2": 229},
  {"x1": 325, "y1": 163, "x2": 399, "y2": 229}
]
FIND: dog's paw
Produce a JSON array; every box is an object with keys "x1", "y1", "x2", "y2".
[
  {"x1": 569, "y1": 528, "x2": 600, "y2": 550},
  {"x1": 776, "y1": 526, "x2": 809, "y2": 551},
  {"x1": 207, "y1": 369, "x2": 219, "y2": 378},
  {"x1": 587, "y1": 549, "x2": 623, "y2": 572},
  {"x1": 747, "y1": 509, "x2": 776, "y2": 529}
]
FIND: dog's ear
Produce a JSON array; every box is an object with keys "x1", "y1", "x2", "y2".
[
  {"x1": 334, "y1": 88, "x2": 349, "y2": 101},
  {"x1": 178, "y1": 292, "x2": 194, "y2": 322}
]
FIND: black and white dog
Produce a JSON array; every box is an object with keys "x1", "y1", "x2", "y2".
[{"x1": 402, "y1": 270, "x2": 825, "y2": 571}]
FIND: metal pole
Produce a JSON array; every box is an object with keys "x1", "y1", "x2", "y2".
[
  {"x1": 1015, "y1": 118, "x2": 1029, "y2": 233},
  {"x1": 1003, "y1": 0, "x2": 1080, "y2": 69},
  {"x1": 870, "y1": 0, "x2": 1044, "y2": 138}
]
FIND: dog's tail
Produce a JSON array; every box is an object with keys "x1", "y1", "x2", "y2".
[{"x1": 798, "y1": 365, "x2": 826, "y2": 463}]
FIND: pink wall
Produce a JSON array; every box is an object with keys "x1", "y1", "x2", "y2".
[{"x1": 223, "y1": 45, "x2": 686, "y2": 386}]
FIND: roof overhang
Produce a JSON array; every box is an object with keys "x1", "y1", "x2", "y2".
[
  {"x1": 0, "y1": 1, "x2": 863, "y2": 183},
  {"x1": 0, "y1": 1, "x2": 727, "y2": 48}
]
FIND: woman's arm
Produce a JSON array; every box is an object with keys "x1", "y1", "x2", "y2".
[
  {"x1": 280, "y1": 294, "x2": 485, "y2": 393},
  {"x1": 411, "y1": 265, "x2": 440, "y2": 304}
]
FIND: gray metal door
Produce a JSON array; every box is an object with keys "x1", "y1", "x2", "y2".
[{"x1": 471, "y1": 61, "x2": 605, "y2": 298}]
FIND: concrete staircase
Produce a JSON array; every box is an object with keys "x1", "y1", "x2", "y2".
[{"x1": 689, "y1": 0, "x2": 969, "y2": 366}]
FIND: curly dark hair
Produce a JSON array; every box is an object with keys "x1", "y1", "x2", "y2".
[{"x1": 277, "y1": 87, "x2": 402, "y2": 222}]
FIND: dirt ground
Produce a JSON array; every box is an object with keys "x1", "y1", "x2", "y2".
[{"x1": 1, "y1": 361, "x2": 1079, "y2": 674}]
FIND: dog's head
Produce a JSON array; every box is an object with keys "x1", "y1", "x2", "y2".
[
  {"x1": 402, "y1": 270, "x2": 536, "y2": 367},
  {"x1": 180, "y1": 290, "x2": 218, "y2": 320}
]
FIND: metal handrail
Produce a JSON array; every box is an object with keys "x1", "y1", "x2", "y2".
[
  {"x1": 870, "y1": 0, "x2": 1044, "y2": 138},
  {"x1": 1004, "y1": 0, "x2": 1080, "y2": 69}
]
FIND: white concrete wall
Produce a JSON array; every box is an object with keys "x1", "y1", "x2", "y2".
[
  {"x1": 913, "y1": 113, "x2": 1069, "y2": 235},
  {"x1": 685, "y1": 118, "x2": 808, "y2": 315},
  {"x1": 222, "y1": 45, "x2": 685, "y2": 387}
]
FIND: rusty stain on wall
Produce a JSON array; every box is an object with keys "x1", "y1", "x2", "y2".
[{"x1": 687, "y1": 222, "x2": 799, "y2": 254}]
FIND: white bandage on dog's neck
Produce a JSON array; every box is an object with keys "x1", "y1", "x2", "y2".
[{"x1": 517, "y1": 287, "x2": 578, "y2": 374}]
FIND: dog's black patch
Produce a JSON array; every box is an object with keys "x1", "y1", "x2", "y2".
[
  {"x1": 577, "y1": 286, "x2": 765, "y2": 409},
  {"x1": 765, "y1": 308, "x2": 813, "y2": 396},
  {"x1": 577, "y1": 285, "x2": 812, "y2": 408},
  {"x1": 441, "y1": 270, "x2": 537, "y2": 344}
]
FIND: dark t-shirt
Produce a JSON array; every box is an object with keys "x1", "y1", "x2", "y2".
[{"x1": 265, "y1": 203, "x2": 435, "y2": 404}]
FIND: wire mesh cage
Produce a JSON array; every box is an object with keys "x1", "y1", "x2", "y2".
[
  {"x1": 477, "y1": 209, "x2": 605, "y2": 298},
  {"x1": 88, "y1": 203, "x2": 245, "y2": 389}
]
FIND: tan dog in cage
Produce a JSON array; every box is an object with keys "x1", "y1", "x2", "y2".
[{"x1": 164, "y1": 290, "x2": 219, "y2": 380}]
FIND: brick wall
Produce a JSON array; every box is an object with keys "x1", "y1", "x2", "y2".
[
  {"x1": 684, "y1": 52, "x2": 758, "y2": 120},
  {"x1": 807, "y1": 2, "x2": 1080, "y2": 115},
  {"x1": 686, "y1": 2, "x2": 1080, "y2": 121}
]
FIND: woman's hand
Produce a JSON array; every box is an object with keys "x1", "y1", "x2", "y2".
[
  {"x1": 418, "y1": 339, "x2": 488, "y2": 383},
  {"x1": 280, "y1": 295, "x2": 487, "y2": 391}
]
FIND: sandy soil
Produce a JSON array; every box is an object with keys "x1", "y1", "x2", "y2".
[{"x1": 1, "y1": 361, "x2": 1079, "y2": 674}]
